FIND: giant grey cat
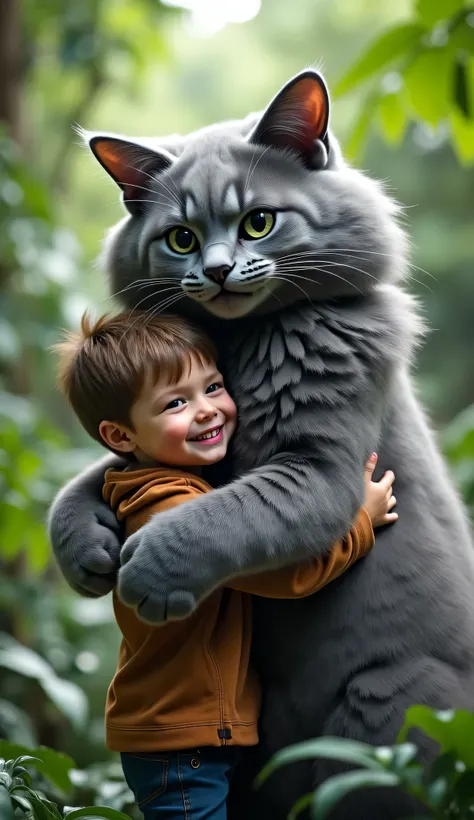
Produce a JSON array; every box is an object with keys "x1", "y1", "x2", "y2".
[{"x1": 49, "y1": 71, "x2": 474, "y2": 818}]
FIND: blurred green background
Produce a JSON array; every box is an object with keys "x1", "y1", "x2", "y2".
[{"x1": 1, "y1": 0, "x2": 473, "y2": 813}]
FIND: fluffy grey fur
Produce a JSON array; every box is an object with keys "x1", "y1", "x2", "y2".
[{"x1": 49, "y1": 71, "x2": 474, "y2": 818}]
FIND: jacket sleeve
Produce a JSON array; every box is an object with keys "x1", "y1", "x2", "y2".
[
  {"x1": 226, "y1": 508, "x2": 374, "y2": 598},
  {"x1": 124, "y1": 487, "x2": 207, "y2": 536}
]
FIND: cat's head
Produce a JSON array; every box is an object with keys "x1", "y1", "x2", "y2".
[{"x1": 87, "y1": 70, "x2": 407, "y2": 320}]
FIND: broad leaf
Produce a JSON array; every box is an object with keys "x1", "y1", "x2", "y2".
[
  {"x1": 399, "y1": 706, "x2": 474, "y2": 766},
  {"x1": 40, "y1": 675, "x2": 88, "y2": 731},
  {"x1": 378, "y1": 92, "x2": 407, "y2": 144},
  {"x1": 257, "y1": 737, "x2": 383, "y2": 786},
  {"x1": 0, "y1": 643, "x2": 87, "y2": 730},
  {"x1": 416, "y1": 0, "x2": 465, "y2": 27},
  {"x1": 0, "y1": 699, "x2": 36, "y2": 747},
  {"x1": 344, "y1": 92, "x2": 379, "y2": 160},
  {"x1": 451, "y1": 107, "x2": 474, "y2": 162},
  {"x1": 334, "y1": 24, "x2": 425, "y2": 97},
  {"x1": 65, "y1": 808, "x2": 132, "y2": 819},
  {"x1": 0, "y1": 786, "x2": 13, "y2": 820},
  {"x1": 288, "y1": 793, "x2": 313, "y2": 820},
  {"x1": 312, "y1": 769, "x2": 400, "y2": 819},
  {"x1": 405, "y1": 48, "x2": 453, "y2": 126},
  {"x1": 0, "y1": 742, "x2": 74, "y2": 793},
  {"x1": 454, "y1": 59, "x2": 471, "y2": 118},
  {"x1": 451, "y1": 770, "x2": 474, "y2": 810}
]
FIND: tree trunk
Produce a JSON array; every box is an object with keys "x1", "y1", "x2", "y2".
[{"x1": 0, "y1": 0, "x2": 22, "y2": 143}]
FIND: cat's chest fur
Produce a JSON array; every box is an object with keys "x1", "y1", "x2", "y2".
[{"x1": 220, "y1": 301, "x2": 374, "y2": 471}]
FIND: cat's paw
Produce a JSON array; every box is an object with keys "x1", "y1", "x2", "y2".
[
  {"x1": 50, "y1": 501, "x2": 122, "y2": 598},
  {"x1": 117, "y1": 525, "x2": 199, "y2": 623}
]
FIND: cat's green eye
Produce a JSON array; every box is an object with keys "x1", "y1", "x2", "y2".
[
  {"x1": 240, "y1": 210, "x2": 275, "y2": 241},
  {"x1": 166, "y1": 226, "x2": 198, "y2": 255}
]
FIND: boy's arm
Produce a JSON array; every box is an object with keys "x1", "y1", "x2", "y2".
[{"x1": 226, "y1": 508, "x2": 374, "y2": 598}]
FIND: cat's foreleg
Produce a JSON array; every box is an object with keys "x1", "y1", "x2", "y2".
[{"x1": 48, "y1": 453, "x2": 125, "y2": 596}]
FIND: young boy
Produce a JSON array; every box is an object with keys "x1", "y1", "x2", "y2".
[{"x1": 55, "y1": 310, "x2": 397, "y2": 820}]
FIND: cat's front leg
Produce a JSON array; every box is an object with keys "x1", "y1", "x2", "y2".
[
  {"x1": 48, "y1": 453, "x2": 125, "y2": 596},
  {"x1": 117, "y1": 440, "x2": 377, "y2": 624}
]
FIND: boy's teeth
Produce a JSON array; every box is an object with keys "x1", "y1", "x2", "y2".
[{"x1": 195, "y1": 427, "x2": 220, "y2": 441}]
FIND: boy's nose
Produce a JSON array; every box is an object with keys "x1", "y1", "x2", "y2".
[{"x1": 196, "y1": 401, "x2": 217, "y2": 421}]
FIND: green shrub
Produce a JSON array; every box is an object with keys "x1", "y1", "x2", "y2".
[
  {"x1": 0, "y1": 746, "x2": 133, "y2": 819},
  {"x1": 258, "y1": 706, "x2": 474, "y2": 819}
]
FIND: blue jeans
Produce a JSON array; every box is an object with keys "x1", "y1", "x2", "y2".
[{"x1": 121, "y1": 747, "x2": 242, "y2": 819}]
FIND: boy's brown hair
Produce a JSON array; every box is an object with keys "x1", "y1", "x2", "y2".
[{"x1": 54, "y1": 311, "x2": 218, "y2": 450}]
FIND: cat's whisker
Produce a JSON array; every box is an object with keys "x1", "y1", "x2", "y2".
[
  {"x1": 118, "y1": 303, "x2": 160, "y2": 342},
  {"x1": 113, "y1": 178, "x2": 177, "y2": 205},
  {"x1": 270, "y1": 276, "x2": 313, "y2": 304},
  {"x1": 144, "y1": 291, "x2": 187, "y2": 320},
  {"x1": 130, "y1": 286, "x2": 183, "y2": 314},
  {"x1": 243, "y1": 143, "x2": 260, "y2": 198},
  {"x1": 108, "y1": 279, "x2": 180, "y2": 302},
  {"x1": 278, "y1": 259, "x2": 381, "y2": 285},
  {"x1": 297, "y1": 257, "x2": 433, "y2": 293},
  {"x1": 275, "y1": 267, "x2": 363, "y2": 295},
  {"x1": 266, "y1": 287, "x2": 283, "y2": 309},
  {"x1": 123, "y1": 160, "x2": 182, "y2": 209},
  {"x1": 274, "y1": 247, "x2": 436, "y2": 283},
  {"x1": 244, "y1": 144, "x2": 273, "y2": 196},
  {"x1": 118, "y1": 290, "x2": 186, "y2": 342}
]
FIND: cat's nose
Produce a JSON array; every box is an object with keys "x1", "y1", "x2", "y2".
[{"x1": 204, "y1": 264, "x2": 233, "y2": 284}]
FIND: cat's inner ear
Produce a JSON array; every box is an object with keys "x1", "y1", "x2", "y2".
[
  {"x1": 249, "y1": 70, "x2": 330, "y2": 169},
  {"x1": 88, "y1": 136, "x2": 173, "y2": 213}
]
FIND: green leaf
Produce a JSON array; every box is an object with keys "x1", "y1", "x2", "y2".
[
  {"x1": 426, "y1": 776, "x2": 448, "y2": 807},
  {"x1": 0, "y1": 699, "x2": 37, "y2": 746},
  {"x1": 28, "y1": 793, "x2": 63, "y2": 820},
  {"x1": 288, "y1": 793, "x2": 313, "y2": 820},
  {"x1": 0, "y1": 644, "x2": 87, "y2": 730},
  {"x1": 10, "y1": 792, "x2": 34, "y2": 813},
  {"x1": 334, "y1": 24, "x2": 425, "y2": 97},
  {"x1": 64, "y1": 808, "x2": 132, "y2": 820},
  {"x1": 0, "y1": 742, "x2": 74, "y2": 793},
  {"x1": 344, "y1": 92, "x2": 380, "y2": 161},
  {"x1": 378, "y1": 92, "x2": 407, "y2": 144},
  {"x1": 451, "y1": 105, "x2": 474, "y2": 162},
  {"x1": 416, "y1": 0, "x2": 465, "y2": 27},
  {"x1": 405, "y1": 48, "x2": 453, "y2": 126},
  {"x1": 40, "y1": 674, "x2": 88, "y2": 731},
  {"x1": 444, "y1": 404, "x2": 474, "y2": 459},
  {"x1": 0, "y1": 786, "x2": 13, "y2": 820},
  {"x1": 451, "y1": 770, "x2": 474, "y2": 810},
  {"x1": 257, "y1": 737, "x2": 382, "y2": 786},
  {"x1": 454, "y1": 58, "x2": 471, "y2": 117},
  {"x1": 449, "y1": 17, "x2": 474, "y2": 54},
  {"x1": 399, "y1": 706, "x2": 474, "y2": 767},
  {"x1": 312, "y1": 769, "x2": 400, "y2": 819},
  {"x1": 390, "y1": 743, "x2": 419, "y2": 771}
]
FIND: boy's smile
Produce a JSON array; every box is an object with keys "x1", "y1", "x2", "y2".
[{"x1": 110, "y1": 354, "x2": 237, "y2": 468}]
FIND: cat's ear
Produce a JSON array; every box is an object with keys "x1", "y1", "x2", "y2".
[
  {"x1": 88, "y1": 135, "x2": 173, "y2": 214},
  {"x1": 249, "y1": 70, "x2": 330, "y2": 169}
]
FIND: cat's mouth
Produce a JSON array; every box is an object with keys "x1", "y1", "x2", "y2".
[{"x1": 203, "y1": 287, "x2": 268, "y2": 319}]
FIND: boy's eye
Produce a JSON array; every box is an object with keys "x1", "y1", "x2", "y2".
[
  {"x1": 206, "y1": 382, "x2": 223, "y2": 394},
  {"x1": 164, "y1": 398, "x2": 186, "y2": 410}
]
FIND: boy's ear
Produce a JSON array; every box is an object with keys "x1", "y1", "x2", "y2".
[
  {"x1": 99, "y1": 420, "x2": 136, "y2": 453},
  {"x1": 85, "y1": 132, "x2": 174, "y2": 214}
]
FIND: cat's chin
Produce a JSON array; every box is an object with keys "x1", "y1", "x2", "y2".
[{"x1": 199, "y1": 290, "x2": 269, "y2": 320}]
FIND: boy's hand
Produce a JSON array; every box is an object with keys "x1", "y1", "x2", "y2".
[{"x1": 364, "y1": 453, "x2": 398, "y2": 529}]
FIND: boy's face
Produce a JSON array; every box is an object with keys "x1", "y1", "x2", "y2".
[{"x1": 124, "y1": 355, "x2": 237, "y2": 468}]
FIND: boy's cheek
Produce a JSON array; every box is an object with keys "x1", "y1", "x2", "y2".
[
  {"x1": 224, "y1": 395, "x2": 238, "y2": 424},
  {"x1": 165, "y1": 418, "x2": 192, "y2": 444}
]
